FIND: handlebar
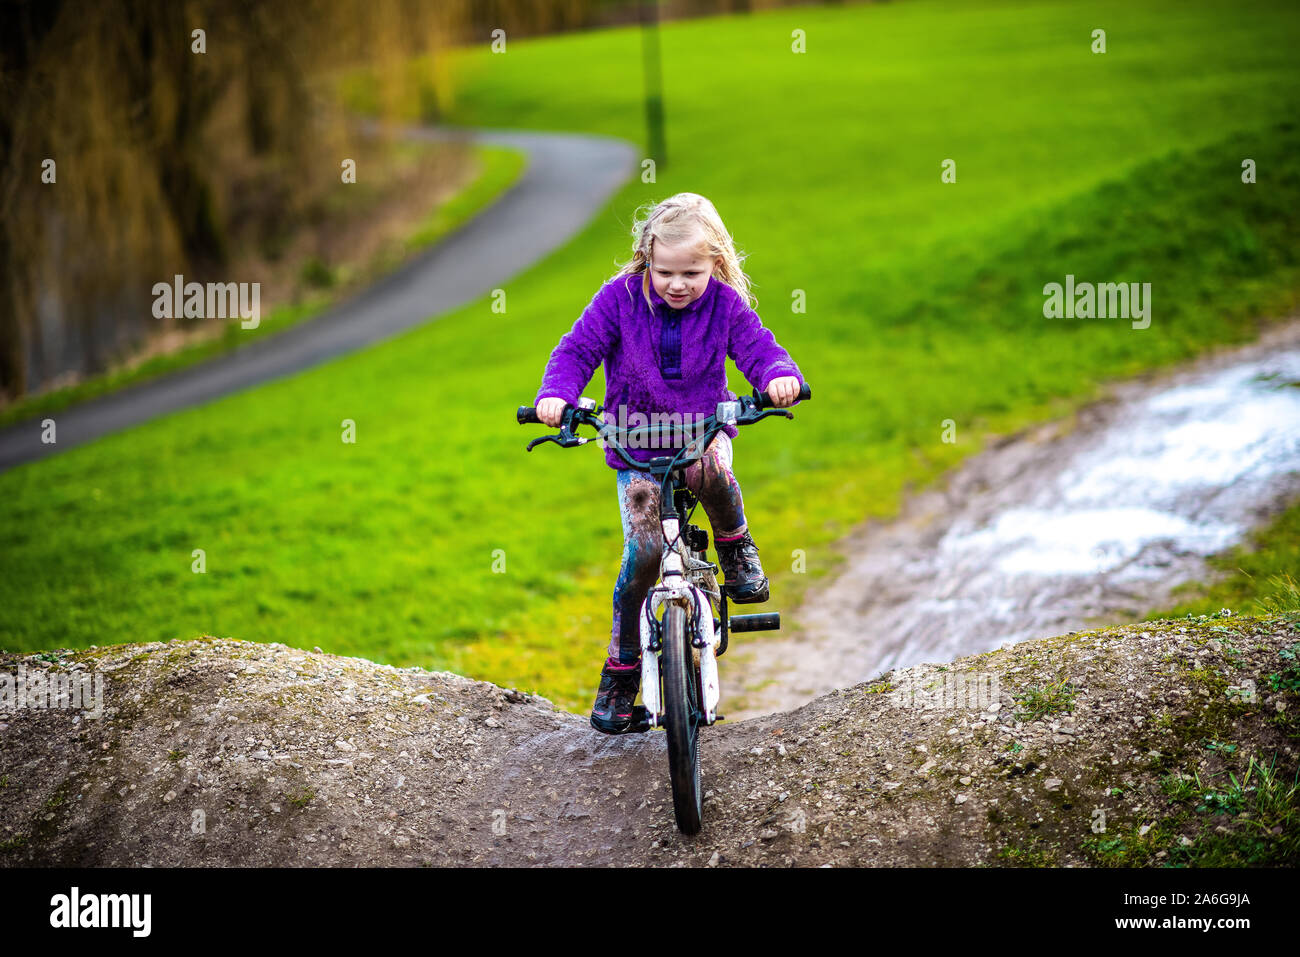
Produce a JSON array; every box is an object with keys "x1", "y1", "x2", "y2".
[
  {"x1": 516, "y1": 382, "x2": 810, "y2": 427},
  {"x1": 515, "y1": 382, "x2": 811, "y2": 473}
]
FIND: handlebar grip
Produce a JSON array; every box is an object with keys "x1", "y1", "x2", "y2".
[
  {"x1": 517, "y1": 406, "x2": 542, "y2": 425},
  {"x1": 754, "y1": 381, "x2": 812, "y2": 410}
]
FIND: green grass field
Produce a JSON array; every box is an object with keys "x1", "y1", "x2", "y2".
[
  {"x1": 2, "y1": 0, "x2": 1299, "y2": 712},
  {"x1": 1161, "y1": 502, "x2": 1300, "y2": 619}
]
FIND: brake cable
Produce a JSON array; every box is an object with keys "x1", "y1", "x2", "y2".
[
  {"x1": 580, "y1": 406, "x2": 716, "y2": 554},
  {"x1": 658, "y1": 424, "x2": 716, "y2": 554}
]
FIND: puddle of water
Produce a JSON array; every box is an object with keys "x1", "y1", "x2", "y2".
[
  {"x1": 949, "y1": 507, "x2": 1240, "y2": 576},
  {"x1": 731, "y1": 331, "x2": 1300, "y2": 720},
  {"x1": 943, "y1": 352, "x2": 1300, "y2": 578}
]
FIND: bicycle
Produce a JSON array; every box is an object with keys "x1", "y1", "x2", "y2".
[{"x1": 515, "y1": 382, "x2": 811, "y2": 834}]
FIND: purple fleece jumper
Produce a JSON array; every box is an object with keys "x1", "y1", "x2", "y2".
[{"x1": 535, "y1": 273, "x2": 805, "y2": 470}]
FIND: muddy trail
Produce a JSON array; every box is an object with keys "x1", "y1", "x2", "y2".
[
  {"x1": 730, "y1": 321, "x2": 1300, "y2": 721},
  {"x1": 2, "y1": 614, "x2": 1297, "y2": 867}
]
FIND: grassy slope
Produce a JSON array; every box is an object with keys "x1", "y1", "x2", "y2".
[
  {"x1": 1159, "y1": 503, "x2": 1300, "y2": 619},
  {"x1": 2, "y1": 0, "x2": 1299, "y2": 713}
]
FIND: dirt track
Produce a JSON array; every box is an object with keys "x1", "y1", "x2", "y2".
[{"x1": 2, "y1": 613, "x2": 1296, "y2": 867}]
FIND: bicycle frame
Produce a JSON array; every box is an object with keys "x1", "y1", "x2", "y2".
[{"x1": 637, "y1": 474, "x2": 722, "y2": 728}]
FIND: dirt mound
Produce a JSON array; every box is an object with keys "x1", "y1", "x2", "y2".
[{"x1": 2, "y1": 614, "x2": 1297, "y2": 866}]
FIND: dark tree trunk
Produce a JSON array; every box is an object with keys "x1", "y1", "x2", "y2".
[{"x1": 0, "y1": 0, "x2": 66, "y2": 397}]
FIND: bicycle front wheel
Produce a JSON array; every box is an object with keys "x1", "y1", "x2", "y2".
[{"x1": 662, "y1": 603, "x2": 703, "y2": 834}]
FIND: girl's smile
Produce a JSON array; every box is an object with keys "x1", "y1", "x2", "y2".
[{"x1": 651, "y1": 232, "x2": 718, "y2": 309}]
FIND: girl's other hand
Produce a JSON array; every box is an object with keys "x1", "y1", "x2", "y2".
[
  {"x1": 537, "y1": 396, "x2": 568, "y2": 427},
  {"x1": 766, "y1": 376, "x2": 800, "y2": 408}
]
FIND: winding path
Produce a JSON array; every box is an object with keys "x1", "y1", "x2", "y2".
[{"x1": 0, "y1": 126, "x2": 639, "y2": 473}]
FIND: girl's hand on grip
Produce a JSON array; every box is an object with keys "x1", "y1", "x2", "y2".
[
  {"x1": 537, "y1": 396, "x2": 568, "y2": 428},
  {"x1": 766, "y1": 376, "x2": 800, "y2": 408}
]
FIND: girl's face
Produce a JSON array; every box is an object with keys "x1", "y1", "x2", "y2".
[{"x1": 650, "y1": 235, "x2": 718, "y2": 309}]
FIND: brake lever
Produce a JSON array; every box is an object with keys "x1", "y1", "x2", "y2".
[
  {"x1": 526, "y1": 405, "x2": 594, "y2": 451},
  {"x1": 737, "y1": 408, "x2": 794, "y2": 426},
  {"x1": 526, "y1": 434, "x2": 563, "y2": 451}
]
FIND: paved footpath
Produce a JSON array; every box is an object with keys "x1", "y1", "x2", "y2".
[{"x1": 0, "y1": 125, "x2": 638, "y2": 473}]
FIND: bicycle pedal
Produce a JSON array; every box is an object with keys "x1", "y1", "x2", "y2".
[{"x1": 627, "y1": 704, "x2": 654, "y2": 734}]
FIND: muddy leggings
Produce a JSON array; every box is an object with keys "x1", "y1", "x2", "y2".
[{"x1": 609, "y1": 431, "x2": 747, "y2": 663}]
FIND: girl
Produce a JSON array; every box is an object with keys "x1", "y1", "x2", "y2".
[{"x1": 533, "y1": 192, "x2": 804, "y2": 735}]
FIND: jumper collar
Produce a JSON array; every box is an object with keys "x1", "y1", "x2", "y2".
[{"x1": 647, "y1": 273, "x2": 718, "y2": 314}]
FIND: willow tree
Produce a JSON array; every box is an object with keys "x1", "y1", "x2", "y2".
[{"x1": 1, "y1": 0, "x2": 628, "y2": 400}]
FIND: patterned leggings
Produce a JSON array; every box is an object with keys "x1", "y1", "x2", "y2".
[{"x1": 609, "y1": 432, "x2": 747, "y2": 662}]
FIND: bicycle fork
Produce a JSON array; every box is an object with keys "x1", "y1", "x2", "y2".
[
  {"x1": 639, "y1": 584, "x2": 721, "y2": 728},
  {"x1": 631, "y1": 498, "x2": 722, "y2": 731}
]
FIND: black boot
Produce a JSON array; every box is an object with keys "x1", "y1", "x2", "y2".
[
  {"x1": 715, "y1": 531, "x2": 769, "y2": 603},
  {"x1": 590, "y1": 656, "x2": 642, "y2": 734}
]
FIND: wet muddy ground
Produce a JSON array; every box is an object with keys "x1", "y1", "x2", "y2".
[
  {"x1": 6, "y1": 616, "x2": 1296, "y2": 866},
  {"x1": 731, "y1": 321, "x2": 1300, "y2": 720}
]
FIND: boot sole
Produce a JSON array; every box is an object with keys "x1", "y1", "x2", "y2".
[
  {"x1": 724, "y1": 580, "x2": 769, "y2": 603},
  {"x1": 590, "y1": 714, "x2": 636, "y2": 734},
  {"x1": 591, "y1": 706, "x2": 652, "y2": 735}
]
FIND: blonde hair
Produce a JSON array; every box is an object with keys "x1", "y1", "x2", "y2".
[{"x1": 608, "y1": 192, "x2": 756, "y2": 314}]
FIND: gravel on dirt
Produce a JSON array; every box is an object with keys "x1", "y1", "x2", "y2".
[{"x1": 2, "y1": 612, "x2": 1296, "y2": 866}]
